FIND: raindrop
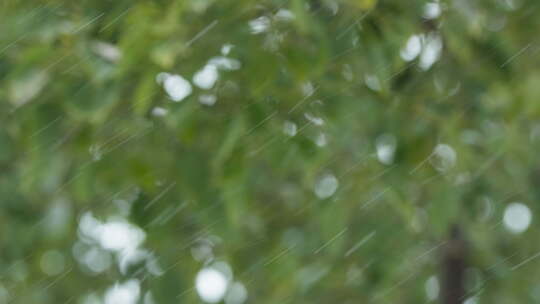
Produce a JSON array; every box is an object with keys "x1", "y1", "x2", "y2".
[
  {"x1": 282, "y1": 228, "x2": 305, "y2": 248},
  {"x1": 191, "y1": 240, "x2": 214, "y2": 262},
  {"x1": 225, "y1": 282, "x2": 248, "y2": 304},
  {"x1": 155, "y1": 72, "x2": 169, "y2": 84},
  {"x1": 454, "y1": 171, "x2": 471, "y2": 185},
  {"x1": 315, "y1": 133, "x2": 327, "y2": 147},
  {"x1": 88, "y1": 144, "x2": 102, "y2": 161},
  {"x1": 0, "y1": 285, "x2": 8, "y2": 303},
  {"x1": 503, "y1": 202, "x2": 532, "y2": 234},
  {"x1": 151, "y1": 107, "x2": 168, "y2": 117},
  {"x1": 500, "y1": 0, "x2": 519, "y2": 11},
  {"x1": 199, "y1": 94, "x2": 217, "y2": 106},
  {"x1": 40, "y1": 250, "x2": 66, "y2": 276},
  {"x1": 80, "y1": 293, "x2": 101, "y2": 304},
  {"x1": 221, "y1": 44, "x2": 234, "y2": 55},
  {"x1": 209, "y1": 56, "x2": 241, "y2": 70},
  {"x1": 104, "y1": 279, "x2": 140, "y2": 304},
  {"x1": 376, "y1": 134, "x2": 397, "y2": 165},
  {"x1": 304, "y1": 112, "x2": 324, "y2": 126},
  {"x1": 83, "y1": 247, "x2": 112, "y2": 274},
  {"x1": 314, "y1": 174, "x2": 339, "y2": 199},
  {"x1": 195, "y1": 267, "x2": 229, "y2": 303},
  {"x1": 423, "y1": 2, "x2": 442, "y2": 19},
  {"x1": 249, "y1": 16, "x2": 270, "y2": 34},
  {"x1": 193, "y1": 64, "x2": 219, "y2": 89},
  {"x1": 400, "y1": 35, "x2": 422, "y2": 61},
  {"x1": 144, "y1": 291, "x2": 156, "y2": 304},
  {"x1": 283, "y1": 121, "x2": 297, "y2": 136},
  {"x1": 212, "y1": 261, "x2": 234, "y2": 281},
  {"x1": 296, "y1": 264, "x2": 330, "y2": 290},
  {"x1": 98, "y1": 220, "x2": 146, "y2": 252},
  {"x1": 327, "y1": 2, "x2": 339, "y2": 15},
  {"x1": 365, "y1": 74, "x2": 382, "y2": 91},
  {"x1": 275, "y1": 9, "x2": 295, "y2": 21},
  {"x1": 419, "y1": 34, "x2": 443, "y2": 70},
  {"x1": 163, "y1": 74, "x2": 192, "y2": 102},
  {"x1": 146, "y1": 254, "x2": 164, "y2": 276},
  {"x1": 92, "y1": 41, "x2": 122, "y2": 62},
  {"x1": 11, "y1": 260, "x2": 28, "y2": 282},
  {"x1": 346, "y1": 266, "x2": 364, "y2": 286},
  {"x1": 46, "y1": 199, "x2": 72, "y2": 237},
  {"x1": 478, "y1": 196, "x2": 494, "y2": 221},
  {"x1": 118, "y1": 248, "x2": 149, "y2": 275},
  {"x1": 302, "y1": 82, "x2": 315, "y2": 97},
  {"x1": 530, "y1": 124, "x2": 540, "y2": 142},
  {"x1": 78, "y1": 212, "x2": 103, "y2": 242},
  {"x1": 342, "y1": 64, "x2": 354, "y2": 81},
  {"x1": 464, "y1": 297, "x2": 478, "y2": 304},
  {"x1": 425, "y1": 276, "x2": 439, "y2": 301},
  {"x1": 486, "y1": 15, "x2": 507, "y2": 32},
  {"x1": 430, "y1": 144, "x2": 457, "y2": 172},
  {"x1": 9, "y1": 71, "x2": 48, "y2": 107},
  {"x1": 461, "y1": 129, "x2": 481, "y2": 145},
  {"x1": 72, "y1": 241, "x2": 89, "y2": 261}
]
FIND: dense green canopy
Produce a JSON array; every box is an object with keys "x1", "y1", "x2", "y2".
[{"x1": 2, "y1": 0, "x2": 540, "y2": 303}]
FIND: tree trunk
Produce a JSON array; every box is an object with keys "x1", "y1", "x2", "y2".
[{"x1": 441, "y1": 225, "x2": 468, "y2": 304}]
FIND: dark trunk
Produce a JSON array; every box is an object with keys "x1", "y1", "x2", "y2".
[{"x1": 441, "y1": 225, "x2": 468, "y2": 304}]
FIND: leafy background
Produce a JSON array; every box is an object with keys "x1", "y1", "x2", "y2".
[{"x1": 1, "y1": 0, "x2": 540, "y2": 303}]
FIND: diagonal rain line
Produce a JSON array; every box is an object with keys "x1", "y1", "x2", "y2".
[
  {"x1": 145, "y1": 201, "x2": 189, "y2": 228},
  {"x1": 72, "y1": 12, "x2": 105, "y2": 34},
  {"x1": 314, "y1": 227, "x2": 348, "y2": 254},
  {"x1": 99, "y1": 6, "x2": 133, "y2": 32},
  {"x1": 43, "y1": 51, "x2": 74, "y2": 73},
  {"x1": 42, "y1": 267, "x2": 73, "y2": 291},
  {"x1": 62, "y1": 54, "x2": 92, "y2": 74},
  {"x1": 186, "y1": 20, "x2": 219, "y2": 46},
  {"x1": 16, "y1": 3, "x2": 48, "y2": 25},
  {"x1": 471, "y1": 150, "x2": 505, "y2": 180},
  {"x1": 373, "y1": 270, "x2": 418, "y2": 300},
  {"x1": 339, "y1": 154, "x2": 373, "y2": 178},
  {"x1": 248, "y1": 135, "x2": 279, "y2": 157},
  {"x1": 329, "y1": 44, "x2": 361, "y2": 61},
  {"x1": 101, "y1": 126, "x2": 154, "y2": 155},
  {"x1": 95, "y1": 126, "x2": 131, "y2": 151},
  {"x1": 143, "y1": 181, "x2": 177, "y2": 210},
  {"x1": 288, "y1": 86, "x2": 320, "y2": 114},
  {"x1": 245, "y1": 111, "x2": 278, "y2": 135},
  {"x1": 414, "y1": 241, "x2": 447, "y2": 262},
  {"x1": 501, "y1": 43, "x2": 532, "y2": 67},
  {"x1": 511, "y1": 251, "x2": 540, "y2": 270},
  {"x1": 282, "y1": 120, "x2": 313, "y2": 143},
  {"x1": 265, "y1": 244, "x2": 297, "y2": 266},
  {"x1": 0, "y1": 33, "x2": 29, "y2": 55},
  {"x1": 420, "y1": 172, "x2": 444, "y2": 186},
  {"x1": 55, "y1": 161, "x2": 94, "y2": 194},
  {"x1": 409, "y1": 152, "x2": 434, "y2": 175},
  {"x1": 368, "y1": 164, "x2": 397, "y2": 182},
  {"x1": 55, "y1": 127, "x2": 153, "y2": 194},
  {"x1": 360, "y1": 188, "x2": 390, "y2": 209},
  {"x1": 384, "y1": 61, "x2": 416, "y2": 82},
  {"x1": 345, "y1": 231, "x2": 376, "y2": 257},
  {"x1": 29, "y1": 115, "x2": 62, "y2": 138},
  {"x1": 176, "y1": 287, "x2": 195, "y2": 299},
  {"x1": 486, "y1": 252, "x2": 519, "y2": 272},
  {"x1": 336, "y1": 8, "x2": 374, "y2": 40}
]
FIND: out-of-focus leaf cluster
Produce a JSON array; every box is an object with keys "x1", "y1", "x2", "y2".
[{"x1": 1, "y1": 0, "x2": 540, "y2": 303}]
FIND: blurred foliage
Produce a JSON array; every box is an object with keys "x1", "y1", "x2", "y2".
[{"x1": 2, "y1": 0, "x2": 540, "y2": 303}]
